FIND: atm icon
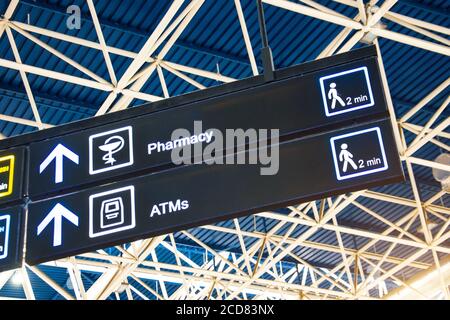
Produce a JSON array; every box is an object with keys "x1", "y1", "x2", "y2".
[
  {"x1": 100, "y1": 197, "x2": 124, "y2": 229},
  {"x1": 89, "y1": 186, "x2": 135, "y2": 238}
]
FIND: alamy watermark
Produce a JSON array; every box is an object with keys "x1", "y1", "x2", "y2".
[
  {"x1": 147, "y1": 121, "x2": 280, "y2": 176},
  {"x1": 66, "y1": 5, "x2": 81, "y2": 30}
]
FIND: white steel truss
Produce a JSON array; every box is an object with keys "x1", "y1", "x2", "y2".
[{"x1": 0, "y1": 0, "x2": 448, "y2": 300}]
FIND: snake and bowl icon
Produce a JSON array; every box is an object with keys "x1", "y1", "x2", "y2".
[
  {"x1": 89, "y1": 126, "x2": 134, "y2": 175},
  {"x1": 98, "y1": 135, "x2": 125, "y2": 166}
]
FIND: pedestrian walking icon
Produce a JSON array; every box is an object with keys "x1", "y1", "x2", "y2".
[
  {"x1": 320, "y1": 66, "x2": 374, "y2": 117},
  {"x1": 330, "y1": 127, "x2": 388, "y2": 180},
  {"x1": 328, "y1": 83, "x2": 345, "y2": 110},
  {"x1": 339, "y1": 143, "x2": 357, "y2": 172}
]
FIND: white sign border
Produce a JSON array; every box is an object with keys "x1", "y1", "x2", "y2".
[
  {"x1": 320, "y1": 66, "x2": 375, "y2": 117},
  {"x1": 330, "y1": 127, "x2": 389, "y2": 181},
  {"x1": 89, "y1": 185, "x2": 136, "y2": 238},
  {"x1": 89, "y1": 126, "x2": 134, "y2": 175},
  {"x1": 0, "y1": 215, "x2": 10, "y2": 260}
]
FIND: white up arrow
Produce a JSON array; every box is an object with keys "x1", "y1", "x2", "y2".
[
  {"x1": 37, "y1": 203, "x2": 79, "y2": 247},
  {"x1": 39, "y1": 144, "x2": 79, "y2": 183}
]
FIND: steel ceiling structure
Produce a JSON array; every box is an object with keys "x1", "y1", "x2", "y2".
[{"x1": 0, "y1": 0, "x2": 448, "y2": 300}]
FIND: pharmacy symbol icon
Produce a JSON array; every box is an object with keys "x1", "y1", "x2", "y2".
[
  {"x1": 89, "y1": 126, "x2": 134, "y2": 175},
  {"x1": 328, "y1": 83, "x2": 345, "y2": 110},
  {"x1": 99, "y1": 135, "x2": 125, "y2": 166},
  {"x1": 89, "y1": 185, "x2": 135, "y2": 238}
]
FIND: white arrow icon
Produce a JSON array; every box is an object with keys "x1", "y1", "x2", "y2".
[
  {"x1": 37, "y1": 203, "x2": 79, "y2": 247},
  {"x1": 39, "y1": 144, "x2": 79, "y2": 183}
]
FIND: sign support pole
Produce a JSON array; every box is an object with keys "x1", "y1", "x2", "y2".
[{"x1": 256, "y1": 0, "x2": 275, "y2": 82}]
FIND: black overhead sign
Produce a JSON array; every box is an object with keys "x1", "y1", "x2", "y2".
[
  {"x1": 28, "y1": 56, "x2": 387, "y2": 199},
  {"x1": 0, "y1": 46, "x2": 404, "y2": 268},
  {"x1": 26, "y1": 119, "x2": 403, "y2": 265},
  {"x1": 0, "y1": 206, "x2": 24, "y2": 272}
]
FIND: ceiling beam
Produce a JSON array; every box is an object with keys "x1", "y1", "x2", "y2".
[
  {"x1": 385, "y1": 255, "x2": 450, "y2": 299},
  {"x1": 0, "y1": 84, "x2": 97, "y2": 116},
  {"x1": 18, "y1": 0, "x2": 256, "y2": 68},
  {"x1": 397, "y1": 0, "x2": 450, "y2": 18}
]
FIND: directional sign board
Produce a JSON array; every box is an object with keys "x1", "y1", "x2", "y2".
[
  {"x1": 0, "y1": 147, "x2": 26, "y2": 206},
  {"x1": 26, "y1": 119, "x2": 403, "y2": 265},
  {"x1": 0, "y1": 46, "x2": 405, "y2": 266},
  {"x1": 28, "y1": 55, "x2": 388, "y2": 200},
  {"x1": 0, "y1": 206, "x2": 23, "y2": 272}
]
